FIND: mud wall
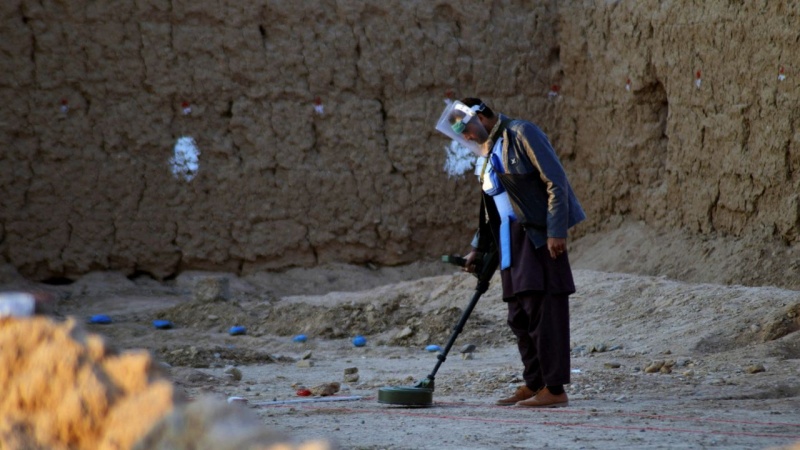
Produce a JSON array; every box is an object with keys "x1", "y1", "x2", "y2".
[{"x1": 1, "y1": 0, "x2": 798, "y2": 280}]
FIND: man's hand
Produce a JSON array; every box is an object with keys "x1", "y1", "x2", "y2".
[
  {"x1": 547, "y1": 237, "x2": 567, "y2": 259},
  {"x1": 463, "y1": 250, "x2": 482, "y2": 273}
]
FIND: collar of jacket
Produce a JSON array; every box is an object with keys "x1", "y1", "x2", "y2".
[{"x1": 487, "y1": 114, "x2": 513, "y2": 147}]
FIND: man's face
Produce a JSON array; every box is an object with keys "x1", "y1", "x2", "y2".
[{"x1": 461, "y1": 118, "x2": 489, "y2": 145}]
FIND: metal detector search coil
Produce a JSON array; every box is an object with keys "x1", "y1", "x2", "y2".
[{"x1": 377, "y1": 386, "x2": 433, "y2": 407}]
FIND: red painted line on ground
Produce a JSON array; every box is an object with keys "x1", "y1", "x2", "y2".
[
  {"x1": 261, "y1": 403, "x2": 800, "y2": 441},
  {"x1": 434, "y1": 400, "x2": 800, "y2": 428}
]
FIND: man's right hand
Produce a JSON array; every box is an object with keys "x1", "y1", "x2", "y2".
[{"x1": 464, "y1": 250, "x2": 481, "y2": 274}]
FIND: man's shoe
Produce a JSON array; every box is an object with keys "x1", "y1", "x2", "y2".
[
  {"x1": 515, "y1": 387, "x2": 568, "y2": 408},
  {"x1": 496, "y1": 385, "x2": 539, "y2": 406}
]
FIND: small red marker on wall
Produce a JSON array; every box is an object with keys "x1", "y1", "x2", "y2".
[
  {"x1": 181, "y1": 101, "x2": 192, "y2": 115},
  {"x1": 625, "y1": 78, "x2": 631, "y2": 92},
  {"x1": 60, "y1": 98, "x2": 69, "y2": 114},
  {"x1": 444, "y1": 90, "x2": 454, "y2": 105},
  {"x1": 313, "y1": 96, "x2": 324, "y2": 115},
  {"x1": 695, "y1": 70, "x2": 702, "y2": 89},
  {"x1": 778, "y1": 66, "x2": 787, "y2": 82},
  {"x1": 548, "y1": 84, "x2": 560, "y2": 99}
]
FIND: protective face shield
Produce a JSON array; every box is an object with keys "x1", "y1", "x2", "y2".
[{"x1": 435, "y1": 100, "x2": 484, "y2": 156}]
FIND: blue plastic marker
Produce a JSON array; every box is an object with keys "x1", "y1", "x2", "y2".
[
  {"x1": 153, "y1": 320, "x2": 173, "y2": 329},
  {"x1": 88, "y1": 314, "x2": 112, "y2": 325},
  {"x1": 425, "y1": 344, "x2": 442, "y2": 352},
  {"x1": 352, "y1": 335, "x2": 367, "y2": 347},
  {"x1": 293, "y1": 334, "x2": 308, "y2": 343},
  {"x1": 229, "y1": 325, "x2": 247, "y2": 336}
]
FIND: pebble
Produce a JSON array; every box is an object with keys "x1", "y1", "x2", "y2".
[
  {"x1": 641, "y1": 359, "x2": 674, "y2": 374},
  {"x1": 592, "y1": 343, "x2": 608, "y2": 353},
  {"x1": 604, "y1": 362, "x2": 621, "y2": 369},
  {"x1": 745, "y1": 364, "x2": 766, "y2": 374},
  {"x1": 344, "y1": 367, "x2": 359, "y2": 383},
  {"x1": 223, "y1": 366, "x2": 242, "y2": 381},
  {"x1": 461, "y1": 353, "x2": 474, "y2": 360},
  {"x1": 460, "y1": 343, "x2": 477, "y2": 354},
  {"x1": 344, "y1": 373, "x2": 360, "y2": 383},
  {"x1": 396, "y1": 327, "x2": 414, "y2": 339},
  {"x1": 310, "y1": 382, "x2": 340, "y2": 396},
  {"x1": 296, "y1": 360, "x2": 314, "y2": 368},
  {"x1": 192, "y1": 277, "x2": 230, "y2": 303},
  {"x1": 300, "y1": 350, "x2": 312, "y2": 360}
]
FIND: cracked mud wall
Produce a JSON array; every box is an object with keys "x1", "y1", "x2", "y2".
[
  {"x1": 1, "y1": 1, "x2": 799, "y2": 281},
  {"x1": 556, "y1": 1, "x2": 800, "y2": 243}
]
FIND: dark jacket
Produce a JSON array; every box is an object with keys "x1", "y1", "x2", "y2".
[{"x1": 474, "y1": 114, "x2": 586, "y2": 252}]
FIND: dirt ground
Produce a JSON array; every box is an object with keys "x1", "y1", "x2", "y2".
[{"x1": 2, "y1": 223, "x2": 800, "y2": 449}]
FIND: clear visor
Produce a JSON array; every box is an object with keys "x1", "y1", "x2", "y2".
[{"x1": 435, "y1": 100, "x2": 482, "y2": 156}]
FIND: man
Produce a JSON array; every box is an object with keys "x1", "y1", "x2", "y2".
[{"x1": 442, "y1": 98, "x2": 585, "y2": 408}]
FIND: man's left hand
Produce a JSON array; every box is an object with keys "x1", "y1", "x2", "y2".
[{"x1": 547, "y1": 237, "x2": 567, "y2": 259}]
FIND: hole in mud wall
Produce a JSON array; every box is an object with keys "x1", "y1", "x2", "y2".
[
  {"x1": 632, "y1": 79, "x2": 669, "y2": 212},
  {"x1": 127, "y1": 270, "x2": 159, "y2": 282}
]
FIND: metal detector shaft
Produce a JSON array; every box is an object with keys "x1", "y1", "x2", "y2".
[
  {"x1": 423, "y1": 279, "x2": 490, "y2": 384},
  {"x1": 420, "y1": 249, "x2": 498, "y2": 388}
]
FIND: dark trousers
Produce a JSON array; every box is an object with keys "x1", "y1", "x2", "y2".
[{"x1": 507, "y1": 291, "x2": 571, "y2": 389}]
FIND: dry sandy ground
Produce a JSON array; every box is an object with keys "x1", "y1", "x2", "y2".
[{"x1": 2, "y1": 223, "x2": 800, "y2": 449}]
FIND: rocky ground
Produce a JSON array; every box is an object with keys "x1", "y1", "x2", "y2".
[{"x1": 2, "y1": 223, "x2": 800, "y2": 449}]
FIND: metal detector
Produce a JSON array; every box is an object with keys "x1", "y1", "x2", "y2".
[{"x1": 377, "y1": 249, "x2": 498, "y2": 407}]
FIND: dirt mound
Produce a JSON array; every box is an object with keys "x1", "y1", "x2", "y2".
[
  {"x1": 154, "y1": 276, "x2": 513, "y2": 354},
  {"x1": 0, "y1": 317, "x2": 179, "y2": 450}
]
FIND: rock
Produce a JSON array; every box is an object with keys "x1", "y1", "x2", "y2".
[
  {"x1": 310, "y1": 382, "x2": 340, "y2": 396},
  {"x1": 604, "y1": 362, "x2": 621, "y2": 369},
  {"x1": 645, "y1": 360, "x2": 665, "y2": 373},
  {"x1": 343, "y1": 367, "x2": 359, "y2": 383},
  {"x1": 223, "y1": 366, "x2": 242, "y2": 381},
  {"x1": 344, "y1": 373, "x2": 360, "y2": 383},
  {"x1": 192, "y1": 277, "x2": 230, "y2": 303},
  {"x1": 745, "y1": 364, "x2": 766, "y2": 374},
  {"x1": 461, "y1": 353, "x2": 474, "y2": 360},
  {"x1": 296, "y1": 360, "x2": 313, "y2": 368},
  {"x1": 460, "y1": 343, "x2": 477, "y2": 354},
  {"x1": 396, "y1": 326, "x2": 414, "y2": 339},
  {"x1": 301, "y1": 350, "x2": 313, "y2": 360},
  {"x1": 592, "y1": 343, "x2": 608, "y2": 353}
]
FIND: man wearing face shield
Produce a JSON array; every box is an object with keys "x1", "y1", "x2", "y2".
[{"x1": 436, "y1": 98, "x2": 586, "y2": 408}]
